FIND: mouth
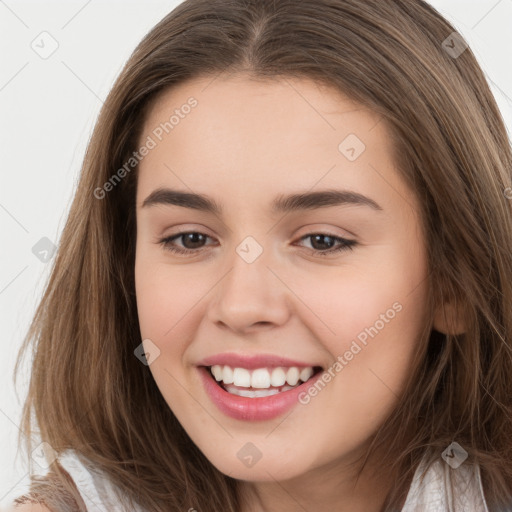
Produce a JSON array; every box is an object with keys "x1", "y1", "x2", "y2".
[
  {"x1": 196, "y1": 354, "x2": 326, "y2": 421},
  {"x1": 205, "y1": 364, "x2": 324, "y2": 398}
]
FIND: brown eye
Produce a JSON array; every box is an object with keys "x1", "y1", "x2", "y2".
[
  {"x1": 297, "y1": 233, "x2": 357, "y2": 256},
  {"x1": 159, "y1": 232, "x2": 214, "y2": 254}
]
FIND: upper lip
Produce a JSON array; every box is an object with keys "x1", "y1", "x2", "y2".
[{"x1": 197, "y1": 352, "x2": 324, "y2": 370}]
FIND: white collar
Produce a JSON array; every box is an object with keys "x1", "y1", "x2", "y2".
[{"x1": 401, "y1": 454, "x2": 489, "y2": 511}]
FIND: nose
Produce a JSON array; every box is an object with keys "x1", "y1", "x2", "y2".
[{"x1": 206, "y1": 245, "x2": 292, "y2": 334}]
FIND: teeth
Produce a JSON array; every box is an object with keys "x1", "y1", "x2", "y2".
[
  {"x1": 300, "y1": 367, "x2": 314, "y2": 382},
  {"x1": 233, "y1": 368, "x2": 251, "y2": 387},
  {"x1": 270, "y1": 367, "x2": 286, "y2": 387},
  {"x1": 223, "y1": 365, "x2": 234, "y2": 384},
  {"x1": 251, "y1": 368, "x2": 271, "y2": 388},
  {"x1": 212, "y1": 365, "x2": 223, "y2": 381},
  {"x1": 209, "y1": 365, "x2": 316, "y2": 391},
  {"x1": 225, "y1": 386, "x2": 280, "y2": 398},
  {"x1": 224, "y1": 384, "x2": 297, "y2": 397},
  {"x1": 286, "y1": 367, "x2": 300, "y2": 386}
]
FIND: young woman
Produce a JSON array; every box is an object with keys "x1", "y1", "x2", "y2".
[{"x1": 11, "y1": 0, "x2": 512, "y2": 510}]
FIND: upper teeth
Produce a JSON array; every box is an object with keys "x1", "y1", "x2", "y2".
[{"x1": 210, "y1": 365, "x2": 315, "y2": 388}]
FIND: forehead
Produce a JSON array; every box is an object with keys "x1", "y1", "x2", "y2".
[
  {"x1": 140, "y1": 74, "x2": 381, "y2": 149},
  {"x1": 135, "y1": 74, "x2": 414, "y2": 216}
]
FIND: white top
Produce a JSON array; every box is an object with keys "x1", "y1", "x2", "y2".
[
  {"x1": 400, "y1": 454, "x2": 489, "y2": 511},
  {"x1": 56, "y1": 451, "x2": 145, "y2": 512},
  {"x1": 51, "y1": 449, "x2": 490, "y2": 511}
]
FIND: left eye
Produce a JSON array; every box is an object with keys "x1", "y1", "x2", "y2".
[
  {"x1": 299, "y1": 233, "x2": 357, "y2": 255},
  {"x1": 158, "y1": 231, "x2": 357, "y2": 256}
]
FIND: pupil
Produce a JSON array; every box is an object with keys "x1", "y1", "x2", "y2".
[
  {"x1": 311, "y1": 234, "x2": 334, "y2": 250},
  {"x1": 184, "y1": 233, "x2": 205, "y2": 249}
]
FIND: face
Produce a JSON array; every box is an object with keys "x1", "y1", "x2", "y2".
[{"x1": 134, "y1": 74, "x2": 430, "y2": 483}]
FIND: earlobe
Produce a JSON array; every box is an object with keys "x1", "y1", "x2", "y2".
[{"x1": 432, "y1": 301, "x2": 466, "y2": 335}]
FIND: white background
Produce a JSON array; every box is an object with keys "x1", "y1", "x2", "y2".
[{"x1": 1, "y1": 0, "x2": 511, "y2": 507}]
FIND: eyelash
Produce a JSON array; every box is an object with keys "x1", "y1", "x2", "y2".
[{"x1": 157, "y1": 231, "x2": 357, "y2": 257}]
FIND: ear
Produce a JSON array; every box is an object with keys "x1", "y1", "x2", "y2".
[{"x1": 432, "y1": 299, "x2": 466, "y2": 335}]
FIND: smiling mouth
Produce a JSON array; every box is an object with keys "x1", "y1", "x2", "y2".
[{"x1": 204, "y1": 364, "x2": 324, "y2": 398}]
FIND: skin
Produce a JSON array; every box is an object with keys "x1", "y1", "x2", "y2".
[{"x1": 134, "y1": 74, "x2": 449, "y2": 512}]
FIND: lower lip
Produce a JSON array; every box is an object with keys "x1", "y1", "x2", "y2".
[{"x1": 198, "y1": 366, "x2": 322, "y2": 421}]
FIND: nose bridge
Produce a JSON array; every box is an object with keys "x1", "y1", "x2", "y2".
[
  {"x1": 223, "y1": 234, "x2": 275, "y2": 301},
  {"x1": 207, "y1": 234, "x2": 290, "y2": 331}
]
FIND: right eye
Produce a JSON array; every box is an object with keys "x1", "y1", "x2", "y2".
[{"x1": 158, "y1": 231, "x2": 216, "y2": 255}]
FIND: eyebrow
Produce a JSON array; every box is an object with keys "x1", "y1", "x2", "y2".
[{"x1": 141, "y1": 187, "x2": 383, "y2": 214}]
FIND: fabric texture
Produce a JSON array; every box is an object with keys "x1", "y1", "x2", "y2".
[
  {"x1": 14, "y1": 448, "x2": 490, "y2": 511},
  {"x1": 401, "y1": 454, "x2": 489, "y2": 512},
  {"x1": 54, "y1": 451, "x2": 146, "y2": 512}
]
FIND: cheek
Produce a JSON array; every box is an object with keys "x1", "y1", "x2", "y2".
[
  {"x1": 134, "y1": 259, "x2": 203, "y2": 414},
  {"x1": 282, "y1": 256, "x2": 428, "y2": 355},
  {"x1": 134, "y1": 256, "x2": 214, "y2": 411},
  {"x1": 135, "y1": 253, "x2": 206, "y2": 340},
  {"x1": 282, "y1": 245, "x2": 429, "y2": 417},
  {"x1": 324, "y1": 250, "x2": 428, "y2": 403}
]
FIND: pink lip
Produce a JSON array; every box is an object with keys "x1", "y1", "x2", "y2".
[
  {"x1": 197, "y1": 352, "x2": 320, "y2": 369},
  {"x1": 198, "y1": 366, "x2": 323, "y2": 421}
]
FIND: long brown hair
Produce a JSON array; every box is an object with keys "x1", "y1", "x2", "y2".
[{"x1": 14, "y1": 0, "x2": 512, "y2": 510}]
